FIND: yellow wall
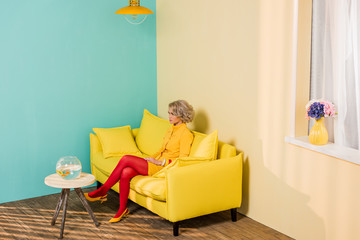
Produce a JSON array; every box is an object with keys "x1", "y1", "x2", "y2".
[{"x1": 157, "y1": 0, "x2": 360, "y2": 239}]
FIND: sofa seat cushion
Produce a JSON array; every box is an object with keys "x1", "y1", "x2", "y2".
[
  {"x1": 92, "y1": 152, "x2": 148, "y2": 176},
  {"x1": 130, "y1": 175, "x2": 166, "y2": 202}
]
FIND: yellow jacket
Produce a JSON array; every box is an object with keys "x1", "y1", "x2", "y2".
[{"x1": 148, "y1": 123, "x2": 193, "y2": 175}]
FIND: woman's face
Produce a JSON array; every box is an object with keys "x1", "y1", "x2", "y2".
[{"x1": 168, "y1": 108, "x2": 182, "y2": 126}]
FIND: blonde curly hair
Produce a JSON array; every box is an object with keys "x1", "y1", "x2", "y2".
[{"x1": 168, "y1": 100, "x2": 195, "y2": 123}]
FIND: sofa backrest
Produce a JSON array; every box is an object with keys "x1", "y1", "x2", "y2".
[{"x1": 217, "y1": 141, "x2": 237, "y2": 159}]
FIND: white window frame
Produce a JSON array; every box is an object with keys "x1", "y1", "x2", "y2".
[{"x1": 285, "y1": 0, "x2": 360, "y2": 165}]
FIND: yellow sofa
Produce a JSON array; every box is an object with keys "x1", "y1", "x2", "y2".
[{"x1": 89, "y1": 110, "x2": 243, "y2": 236}]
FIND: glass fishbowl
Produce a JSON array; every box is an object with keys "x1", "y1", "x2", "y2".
[{"x1": 56, "y1": 156, "x2": 82, "y2": 180}]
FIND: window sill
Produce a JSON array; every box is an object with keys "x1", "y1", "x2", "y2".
[{"x1": 285, "y1": 136, "x2": 360, "y2": 165}]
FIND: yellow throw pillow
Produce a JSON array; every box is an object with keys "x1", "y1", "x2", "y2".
[
  {"x1": 93, "y1": 126, "x2": 141, "y2": 158},
  {"x1": 135, "y1": 109, "x2": 171, "y2": 156},
  {"x1": 189, "y1": 130, "x2": 218, "y2": 160}
]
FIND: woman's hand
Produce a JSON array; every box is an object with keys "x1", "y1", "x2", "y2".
[{"x1": 144, "y1": 157, "x2": 161, "y2": 166}]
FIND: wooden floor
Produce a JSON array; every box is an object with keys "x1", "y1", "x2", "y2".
[{"x1": 0, "y1": 187, "x2": 292, "y2": 240}]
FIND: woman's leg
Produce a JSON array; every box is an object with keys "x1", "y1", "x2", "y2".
[
  {"x1": 89, "y1": 155, "x2": 148, "y2": 198},
  {"x1": 113, "y1": 167, "x2": 140, "y2": 218}
]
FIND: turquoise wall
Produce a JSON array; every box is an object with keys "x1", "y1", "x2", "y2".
[{"x1": 0, "y1": 1, "x2": 157, "y2": 203}]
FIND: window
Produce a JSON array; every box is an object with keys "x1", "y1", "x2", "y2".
[
  {"x1": 285, "y1": 0, "x2": 360, "y2": 165},
  {"x1": 310, "y1": 0, "x2": 360, "y2": 150}
]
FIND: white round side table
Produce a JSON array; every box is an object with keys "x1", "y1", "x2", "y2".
[{"x1": 44, "y1": 172, "x2": 99, "y2": 239}]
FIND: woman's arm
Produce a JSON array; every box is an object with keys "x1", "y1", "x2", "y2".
[
  {"x1": 144, "y1": 157, "x2": 163, "y2": 166},
  {"x1": 178, "y1": 130, "x2": 194, "y2": 158}
]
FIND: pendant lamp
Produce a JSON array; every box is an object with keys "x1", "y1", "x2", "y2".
[{"x1": 115, "y1": 0, "x2": 154, "y2": 25}]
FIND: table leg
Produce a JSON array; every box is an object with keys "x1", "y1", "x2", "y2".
[
  {"x1": 75, "y1": 188, "x2": 100, "y2": 227},
  {"x1": 59, "y1": 189, "x2": 70, "y2": 239},
  {"x1": 51, "y1": 189, "x2": 65, "y2": 226}
]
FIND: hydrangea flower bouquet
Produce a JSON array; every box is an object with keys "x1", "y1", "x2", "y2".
[
  {"x1": 305, "y1": 99, "x2": 336, "y2": 120},
  {"x1": 305, "y1": 99, "x2": 336, "y2": 145}
]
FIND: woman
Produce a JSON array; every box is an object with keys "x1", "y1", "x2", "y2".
[{"x1": 85, "y1": 100, "x2": 194, "y2": 223}]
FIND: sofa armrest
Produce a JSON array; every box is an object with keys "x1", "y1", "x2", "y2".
[
  {"x1": 165, "y1": 153, "x2": 243, "y2": 222},
  {"x1": 90, "y1": 133, "x2": 102, "y2": 153},
  {"x1": 90, "y1": 133, "x2": 102, "y2": 174}
]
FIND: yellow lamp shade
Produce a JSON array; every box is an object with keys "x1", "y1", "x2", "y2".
[
  {"x1": 115, "y1": 6, "x2": 153, "y2": 15},
  {"x1": 115, "y1": 0, "x2": 153, "y2": 25}
]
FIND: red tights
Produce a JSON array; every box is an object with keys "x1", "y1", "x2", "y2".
[{"x1": 89, "y1": 155, "x2": 148, "y2": 218}]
